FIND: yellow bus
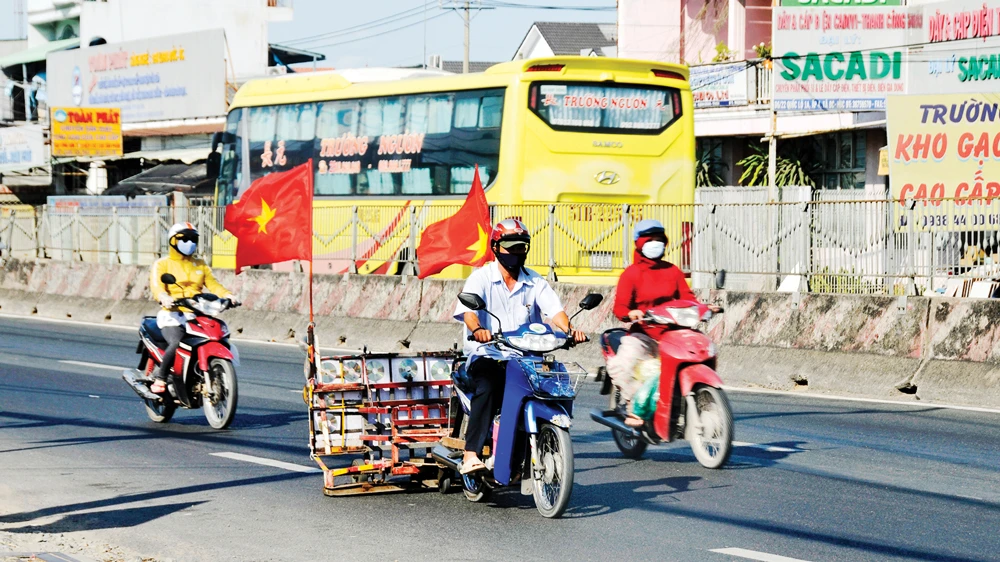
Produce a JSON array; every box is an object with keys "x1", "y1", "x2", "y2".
[{"x1": 212, "y1": 56, "x2": 694, "y2": 283}]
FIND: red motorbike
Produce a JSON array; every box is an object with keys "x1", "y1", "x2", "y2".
[
  {"x1": 590, "y1": 300, "x2": 733, "y2": 468},
  {"x1": 122, "y1": 273, "x2": 240, "y2": 429}
]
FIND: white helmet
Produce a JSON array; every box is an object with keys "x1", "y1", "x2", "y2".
[{"x1": 168, "y1": 222, "x2": 199, "y2": 256}]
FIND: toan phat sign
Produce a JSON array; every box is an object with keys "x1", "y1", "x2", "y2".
[{"x1": 46, "y1": 30, "x2": 227, "y2": 124}]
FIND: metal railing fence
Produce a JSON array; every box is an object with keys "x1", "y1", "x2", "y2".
[{"x1": 5, "y1": 194, "x2": 1000, "y2": 296}]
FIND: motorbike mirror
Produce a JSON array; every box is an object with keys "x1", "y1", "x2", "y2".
[
  {"x1": 579, "y1": 293, "x2": 603, "y2": 310},
  {"x1": 458, "y1": 292, "x2": 486, "y2": 311},
  {"x1": 715, "y1": 269, "x2": 727, "y2": 290},
  {"x1": 160, "y1": 273, "x2": 177, "y2": 286}
]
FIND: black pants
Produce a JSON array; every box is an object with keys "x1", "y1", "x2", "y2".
[
  {"x1": 464, "y1": 358, "x2": 506, "y2": 454},
  {"x1": 155, "y1": 326, "x2": 186, "y2": 382}
]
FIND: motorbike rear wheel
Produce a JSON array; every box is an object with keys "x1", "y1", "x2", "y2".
[
  {"x1": 144, "y1": 398, "x2": 176, "y2": 423},
  {"x1": 462, "y1": 473, "x2": 491, "y2": 502},
  {"x1": 141, "y1": 357, "x2": 175, "y2": 423},
  {"x1": 686, "y1": 385, "x2": 733, "y2": 469},
  {"x1": 532, "y1": 423, "x2": 574, "y2": 518},
  {"x1": 610, "y1": 389, "x2": 648, "y2": 459},
  {"x1": 203, "y1": 358, "x2": 238, "y2": 430}
]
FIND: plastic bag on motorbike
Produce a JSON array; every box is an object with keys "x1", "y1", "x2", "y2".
[{"x1": 631, "y1": 368, "x2": 660, "y2": 420}]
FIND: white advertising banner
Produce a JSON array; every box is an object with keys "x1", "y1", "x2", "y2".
[
  {"x1": 46, "y1": 30, "x2": 227, "y2": 123},
  {"x1": 907, "y1": 0, "x2": 1000, "y2": 95},
  {"x1": 773, "y1": 6, "x2": 918, "y2": 111},
  {"x1": 0, "y1": 125, "x2": 46, "y2": 173},
  {"x1": 690, "y1": 62, "x2": 750, "y2": 108}
]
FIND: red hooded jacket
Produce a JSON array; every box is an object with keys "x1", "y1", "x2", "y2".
[{"x1": 613, "y1": 236, "x2": 697, "y2": 336}]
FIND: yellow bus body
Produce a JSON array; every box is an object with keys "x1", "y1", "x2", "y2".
[{"x1": 213, "y1": 57, "x2": 695, "y2": 283}]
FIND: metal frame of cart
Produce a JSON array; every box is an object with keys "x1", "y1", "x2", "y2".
[{"x1": 302, "y1": 325, "x2": 460, "y2": 495}]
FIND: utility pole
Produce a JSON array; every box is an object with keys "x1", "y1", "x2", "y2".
[
  {"x1": 463, "y1": 1, "x2": 470, "y2": 74},
  {"x1": 442, "y1": 1, "x2": 491, "y2": 74}
]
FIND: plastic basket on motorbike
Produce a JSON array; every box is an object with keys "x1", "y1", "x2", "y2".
[
  {"x1": 515, "y1": 358, "x2": 589, "y2": 398},
  {"x1": 301, "y1": 327, "x2": 461, "y2": 496}
]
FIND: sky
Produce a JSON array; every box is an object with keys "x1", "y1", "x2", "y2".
[
  {"x1": 0, "y1": 0, "x2": 23, "y2": 41},
  {"x1": 267, "y1": 0, "x2": 615, "y2": 70}
]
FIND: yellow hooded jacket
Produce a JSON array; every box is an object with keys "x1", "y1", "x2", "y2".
[{"x1": 150, "y1": 245, "x2": 232, "y2": 311}]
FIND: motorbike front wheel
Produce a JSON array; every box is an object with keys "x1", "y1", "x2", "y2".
[
  {"x1": 203, "y1": 358, "x2": 238, "y2": 430},
  {"x1": 532, "y1": 423, "x2": 574, "y2": 518},
  {"x1": 685, "y1": 385, "x2": 733, "y2": 469}
]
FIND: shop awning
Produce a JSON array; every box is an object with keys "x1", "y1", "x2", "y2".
[
  {"x1": 62, "y1": 147, "x2": 211, "y2": 165},
  {"x1": 0, "y1": 38, "x2": 80, "y2": 70},
  {"x1": 269, "y1": 43, "x2": 326, "y2": 67},
  {"x1": 104, "y1": 162, "x2": 213, "y2": 197}
]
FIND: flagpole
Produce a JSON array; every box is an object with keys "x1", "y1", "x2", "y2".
[
  {"x1": 307, "y1": 158, "x2": 315, "y2": 325},
  {"x1": 306, "y1": 158, "x2": 316, "y2": 383}
]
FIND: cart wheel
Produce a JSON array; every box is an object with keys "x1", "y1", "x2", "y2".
[
  {"x1": 350, "y1": 458, "x2": 370, "y2": 484},
  {"x1": 438, "y1": 468, "x2": 455, "y2": 494}
]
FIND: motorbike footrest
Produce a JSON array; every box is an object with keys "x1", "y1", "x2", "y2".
[{"x1": 122, "y1": 370, "x2": 163, "y2": 402}]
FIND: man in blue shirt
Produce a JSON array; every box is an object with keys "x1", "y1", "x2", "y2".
[{"x1": 453, "y1": 218, "x2": 585, "y2": 474}]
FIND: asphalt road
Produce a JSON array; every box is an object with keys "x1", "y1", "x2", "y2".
[{"x1": 1, "y1": 315, "x2": 998, "y2": 562}]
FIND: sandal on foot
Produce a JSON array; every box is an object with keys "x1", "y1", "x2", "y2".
[
  {"x1": 624, "y1": 415, "x2": 645, "y2": 428},
  {"x1": 460, "y1": 460, "x2": 487, "y2": 475},
  {"x1": 150, "y1": 380, "x2": 167, "y2": 394}
]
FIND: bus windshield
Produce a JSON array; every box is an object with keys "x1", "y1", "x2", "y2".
[{"x1": 528, "y1": 82, "x2": 681, "y2": 133}]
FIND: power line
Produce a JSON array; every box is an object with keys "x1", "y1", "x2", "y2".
[
  {"x1": 282, "y1": 1, "x2": 438, "y2": 46},
  {"x1": 480, "y1": 0, "x2": 615, "y2": 10},
  {"x1": 305, "y1": 11, "x2": 451, "y2": 51}
]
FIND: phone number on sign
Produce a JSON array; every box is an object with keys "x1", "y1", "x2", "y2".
[{"x1": 907, "y1": 213, "x2": 1000, "y2": 228}]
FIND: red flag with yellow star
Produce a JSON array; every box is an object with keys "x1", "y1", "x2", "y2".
[
  {"x1": 416, "y1": 165, "x2": 492, "y2": 279},
  {"x1": 224, "y1": 160, "x2": 313, "y2": 273}
]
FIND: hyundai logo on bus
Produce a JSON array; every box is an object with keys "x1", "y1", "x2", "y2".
[
  {"x1": 594, "y1": 171, "x2": 620, "y2": 185},
  {"x1": 593, "y1": 140, "x2": 623, "y2": 148}
]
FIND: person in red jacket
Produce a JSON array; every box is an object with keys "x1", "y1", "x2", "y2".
[{"x1": 609, "y1": 219, "x2": 715, "y2": 427}]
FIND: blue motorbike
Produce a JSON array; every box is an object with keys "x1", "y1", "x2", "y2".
[{"x1": 432, "y1": 292, "x2": 603, "y2": 518}]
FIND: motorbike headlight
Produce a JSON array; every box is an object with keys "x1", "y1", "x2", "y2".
[
  {"x1": 508, "y1": 333, "x2": 566, "y2": 352},
  {"x1": 192, "y1": 298, "x2": 225, "y2": 317},
  {"x1": 665, "y1": 306, "x2": 701, "y2": 328}
]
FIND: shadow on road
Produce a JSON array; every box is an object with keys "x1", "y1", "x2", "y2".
[
  {"x1": 4, "y1": 501, "x2": 206, "y2": 534},
  {"x1": 0, "y1": 473, "x2": 309, "y2": 525},
  {"x1": 0, "y1": 410, "x2": 307, "y2": 457}
]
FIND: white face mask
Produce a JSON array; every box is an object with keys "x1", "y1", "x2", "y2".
[
  {"x1": 176, "y1": 240, "x2": 197, "y2": 256},
  {"x1": 640, "y1": 241, "x2": 665, "y2": 260}
]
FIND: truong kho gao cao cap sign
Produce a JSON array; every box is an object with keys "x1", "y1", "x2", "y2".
[
  {"x1": 888, "y1": 93, "x2": 1000, "y2": 232},
  {"x1": 45, "y1": 29, "x2": 227, "y2": 123}
]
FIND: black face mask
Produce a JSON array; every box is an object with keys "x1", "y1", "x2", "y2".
[{"x1": 496, "y1": 251, "x2": 527, "y2": 277}]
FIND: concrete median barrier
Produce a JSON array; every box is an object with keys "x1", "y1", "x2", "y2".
[{"x1": 1, "y1": 258, "x2": 998, "y2": 409}]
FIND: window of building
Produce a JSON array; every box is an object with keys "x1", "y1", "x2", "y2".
[
  {"x1": 814, "y1": 131, "x2": 867, "y2": 189},
  {"x1": 696, "y1": 138, "x2": 726, "y2": 187}
]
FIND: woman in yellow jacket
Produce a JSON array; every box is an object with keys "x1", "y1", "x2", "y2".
[{"x1": 149, "y1": 222, "x2": 238, "y2": 394}]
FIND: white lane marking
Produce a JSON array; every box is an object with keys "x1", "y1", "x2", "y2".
[
  {"x1": 59, "y1": 360, "x2": 128, "y2": 371},
  {"x1": 732, "y1": 441, "x2": 798, "y2": 453},
  {"x1": 210, "y1": 452, "x2": 321, "y2": 473},
  {"x1": 0, "y1": 312, "x2": 136, "y2": 330},
  {"x1": 711, "y1": 548, "x2": 814, "y2": 562},
  {"x1": 1, "y1": 312, "x2": 356, "y2": 353},
  {"x1": 723, "y1": 386, "x2": 1000, "y2": 415},
  {"x1": 89, "y1": 395, "x2": 100, "y2": 399}
]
